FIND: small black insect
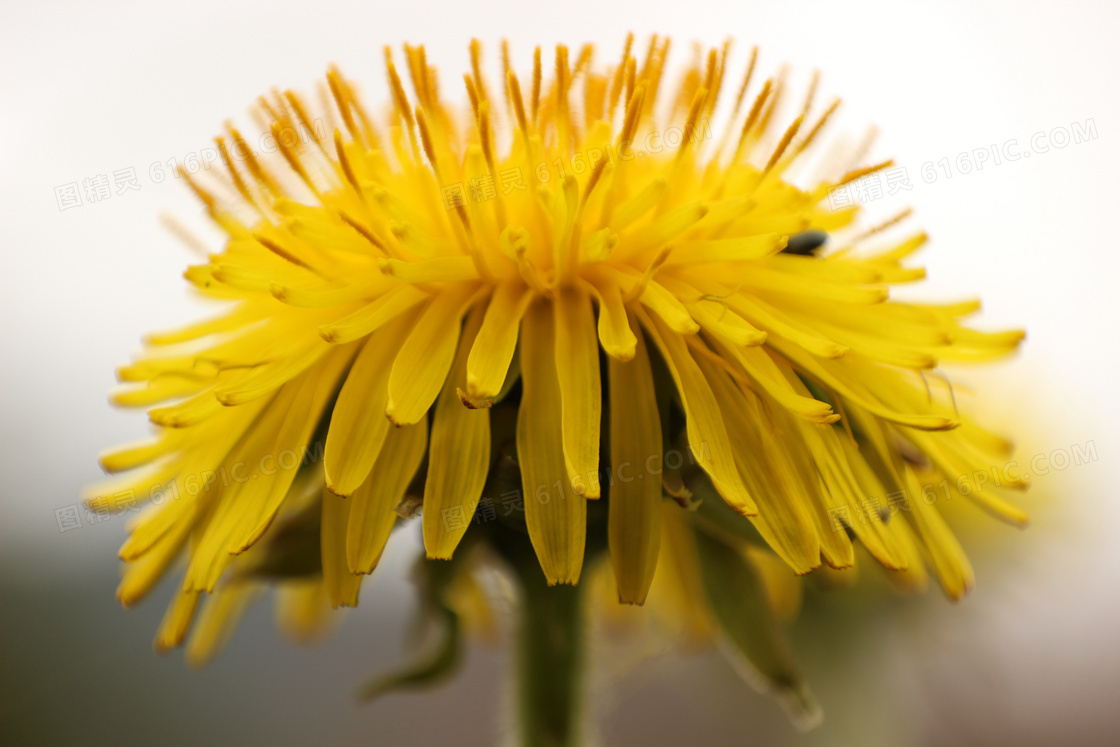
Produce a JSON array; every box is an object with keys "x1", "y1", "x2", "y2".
[{"x1": 782, "y1": 229, "x2": 828, "y2": 256}]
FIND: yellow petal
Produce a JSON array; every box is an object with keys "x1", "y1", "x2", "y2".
[
  {"x1": 869, "y1": 231, "x2": 928, "y2": 263},
  {"x1": 184, "y1": 350, "x2": 353, "y2": 591},
  {"x1": 113, "y1": 399, "x2": 266, "y2": 559},
  {"x1": 322, "y1": 488, "x2": 362, "y2": 607},
  {"x1": 607, "y1": 176, "x2": 667, "y2": 232},
  {"x1": 902, "y1": 469, "x2": 974, "y2": 599},
  {"x1": 725, "y1": 293, "x2": 847, "y2": 359},
  {"x1": 718, "y1": 342, "x2": 838, "y2": 424},
  {"x1": 378, "y1": 255, "x2": 480, "y2": 283},
  {"x1": 638, "y1": 279, "x2": 700, "y2": 334},
  {"x1": 637, "y1": 309, "x2": 756, "y2": 514},
  {"x1": 465, "y1": 279, "x2": 533, "y2": 401},
  {"x1": 184, "y1": 581, "x2": 261, "y2": 668},
  {"x1": 699, "y1": 357, "x2": 821, "y2": 575},
  {"x1": 98, "y1": 436, "x2": 178, "y2": 474},
  {"x1": 687, "y1": 299, "x2": 768, "y2": 347},
  {"x1": 318, "y1": 284, "x2": 429, "y2": 344},
  {"x1": 517, "y1": 300, "x2": 587, "y2": 584},
  {"x1": 274, "y1": 579, "x2": 333, "y2": 644},
  {"x1": 554, "y1": 286, "x2": 602, "y2": 498},
  {"x1": 117, "y1": 515, "x2": 193, "y2": 607},
  {"x1": 346, "y1": 418, "x2": 428, "y2": 574},
  {"x1": 878, "y1": 515, "x2": 930, "y2": 593},
  {"x1": 145, "y1": 305, "x2": 258, "y2": 346},
  {"x1": 270, "y1": 276, "x2": 390, "y2": 308},
  {"x1": 386, "y1": 284, "x2": 479, "y2": 425},
  {"x1": 618, "y1": 201, "x2": 709, "y2": 263},
  {"x1": 154, "y1": 588, "x2": 201, "y2": 654},
  {"x1": 790, "y1": 411, "x2": 907, "y2": 571},
  {"x1": 230, "y1": 349, "x2": 355, "y2": 552},
  {"x1": 607, "y1": 316, "x2": 663, "y2": 604},
  {"x1": 148, "y1": 388, "x2": 226, "y2": 427},
  {"x1": 445, "y1": 558, "x2": 498, "y2": 642},
  {"x1": 587, "y1": 271, "x2": 637, "y2": 360},
  {"x1": 647, "y1": 502, "x2": 714, "y2": 642},
  {"x1": 665, "y1": 233, "x2": 785, "y2": 264},
  {"x1": 213, "y1": 338, "x2": 331, "y2": 406},
  {"x1": 744, "y1": 545, "x2": 804, "y2": 621},
  {"x1": 111, "y1": 376, "x2": 210, "y2": 408},
  {"x1": 423, "y1": 306, "x2": 491, "y2": 559},
  {"x1": 772, "y1": 341, "x2": 955, "y2": 430},
  {"x1": 324, "y1": 314, "x2": 415, "y2": 496}
]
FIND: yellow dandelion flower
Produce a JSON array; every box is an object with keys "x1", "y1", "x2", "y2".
[{"x1": 87, "y1": 36, "x2": 1026, "y2": 678}]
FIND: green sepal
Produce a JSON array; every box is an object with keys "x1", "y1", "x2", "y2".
[{"x1": 692, "y1": 523, "x2": 823, "y2": 731}]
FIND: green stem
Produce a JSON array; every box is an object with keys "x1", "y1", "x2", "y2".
[{"x1": 513, "y1": 564, "x2": 584, "y2": 747}]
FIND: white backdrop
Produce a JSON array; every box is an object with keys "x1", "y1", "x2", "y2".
[{"x1": 2, "y1": 1, "x2": 1118, "y2": 744}]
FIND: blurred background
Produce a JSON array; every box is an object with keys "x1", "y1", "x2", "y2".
[{"x1": 2, "y1": 0, "x2": 1117, "y2": 744}]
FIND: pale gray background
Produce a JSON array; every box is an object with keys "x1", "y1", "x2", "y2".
[{"x1": 2, "y1": 0, "x2": 1118, "y2": 744}]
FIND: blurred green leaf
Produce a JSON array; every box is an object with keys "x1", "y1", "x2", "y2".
[
  {"x1": 358, "y1": 554, "x2": 469, "y2": 701},
  {"x1": 689, "y1": 472, "x2": 766, "y2": 548},
  {"x1": 358, "y1": 608, "x2": 461, "y2": 701},
  {"x1": 693, "y1": 525, "x2": 823, "y2": 731},
  {"x1": 239, "y1": 503, "x2": 321, "y2": 580}
]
